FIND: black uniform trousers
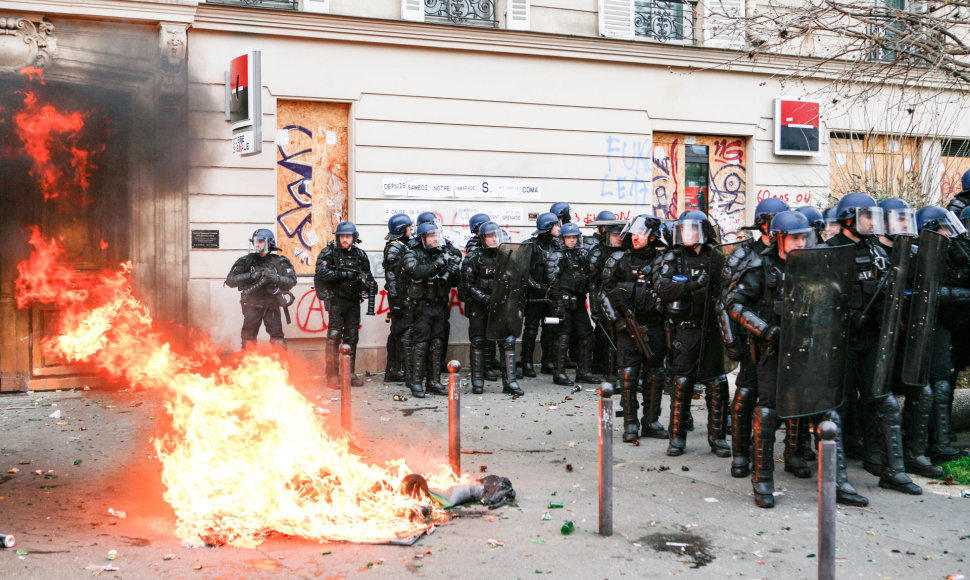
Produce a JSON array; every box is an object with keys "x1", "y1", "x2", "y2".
[
  {"x1": 411, "y1": 301, "x2": 448, "y2": 344},
  {"x1": 241, "y1": 302, "x2": 284, "y2": 344},
  {"x1": 668, "y1": 323, "x2": 703, "y2": 381},
  {"x1": 327, "y1": 295, "x2": 361, "y2": 344},
  {"x1": 616, "y1": 322, "x2": 666, "y2": 370}
]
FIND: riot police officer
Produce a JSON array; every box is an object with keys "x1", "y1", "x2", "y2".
[
  {"x1": 402, "y1": 221, "x2": 460, "y2": 398},
  {"x1": 586, "y1": 211, "x2": 622, "y2": 382},
  {"x1": 382, "y1": 214, "x2": 413, "y2": 383},
  {"x1": 917, "y1": 206, "x2": 970, "y2": 464},
  {"x1": 225, "y1": 228, "x2": 298, "y2": 349},
  {"x1": 411, "y1": 212, "x2": 463, "y2": 374},
  {"x1": 600, "y1": 215, "x2": 669, "y2": 443},
  {"x1": 827, "y1": 193, "x2": 921, "y2": 495},
  {"x1": 521, "y1": 213, "x2": 562, "y2": 377},
  {"x1": 465, "y1": 213, "x2": 500, "y2": 381},
  {"x1": 550, "y1": 202, "x2": 571, "y2": 224},
  {"x1": 720, "y1": 197, "x2": 789, "y2": 478},
  {"x1": 654, "y1": 210, "x2": 730, "y2": 458},
  {"x1": 314, "y1": 221, "x2": 377, "y2": 387},
  {"x1": 822, "y1": 206, "x2": 841, "y2": 241},
  {"x1": 795, "y1": 205, "x2": 824, "y2": 241},
  {"x1": 460, "y1": 222, "x2": 524, "y2": 396},
  {"x1": 545, "y1": 222, "x2": 596, "y2": 386},
  {"x1": 726, "y1": 211, "x2": 868, "y2": 508}
]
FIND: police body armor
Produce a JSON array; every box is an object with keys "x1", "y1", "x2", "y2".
[
  {"x1": 406, "y1": 245, "x2": 457, "y2": 303},
  {"x1": 317, "y1": 242, "x2": 370, "y2": 301},
  {"x1": 523, "y1": 235, "x2": 561, "y2": 300},
  {"x1": 549, "y1": 245, "x2": 591, "y2": 308},
  {"x1": 776, "y1": 245, "x2": 855, "y2": 418},
  {"x1": 658, "y1": 247, "x2": 712, "y2": 321},
  {"x1": 227, "y1": 253, "x2": 297, "y2": 308},
  {"x1": 383, "y1": 238, "x2": 409, "y2": 302},
  {"x1": 871, "y1": 236, "x2": 913, "y2": 397}
]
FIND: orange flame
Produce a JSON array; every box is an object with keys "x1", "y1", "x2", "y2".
[
  {"x1": 13, "y1": 74, "x2": 101, "y2": 203},
  {"x1": 14, "y1": 228, "x2": 460, "y2": 547}
]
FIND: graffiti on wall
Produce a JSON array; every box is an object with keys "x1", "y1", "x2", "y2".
[
  {"x1": 652, "y1": 139, "x2": 681, "y2": 219},
  {"x1": 707, "y1": 139, "x2": 746, "y2": 241},
  {"x1": 276, "y1": 101, "x2": 350, "y2": 274},
  {"x1": 600, "y1": 136, "x2": 653, "y2": 207}
]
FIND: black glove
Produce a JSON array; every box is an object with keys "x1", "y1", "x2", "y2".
[
  {"x1": 433, "y1": 255, "x2": 447, "y2": 270},
  {"x1": 264, "y1": 271, "x2": 281, "y2": 285},
  {"x1": 725, "y1": 341, "x2": 746, "y2": 361},
  {"x1": 249, "y1": 270, "x2": 264, "y2": 283},
  {"x1": 850, "y1": 311, "x2": 868, "y2": 330},
  {"x1": 686, "y1": 273, "x2": 709, "y2": 291},
  {"x1": 764, "y1": 325, "x2": 781, "y2": 345}
]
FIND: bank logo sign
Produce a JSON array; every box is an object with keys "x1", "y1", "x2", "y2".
[{"x1": 774, "y1": 98, "x2": 820, "y2": 157}]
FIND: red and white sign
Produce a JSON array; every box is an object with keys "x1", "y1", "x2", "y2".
[
  {"x1": 774, "y1": 98, "x2": 820, "y2": 156},
  {"x1": 226, "y1": 50, "x2": 262, "y2": 156}
]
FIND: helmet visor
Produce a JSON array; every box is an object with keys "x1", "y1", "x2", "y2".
[
  {"x1": 933, "y1": 210, "x2": 968, "y2": 238},
  {"x1": 619, "y1": 216, "x2": 656, "y2": 246},
  {"x1": 853, "y1": 207, "x2": 885, "y2": 236},
  {"x1": 251, "y1": 236, "x2": 270, "y2": 253},
  {"x1": 422, "y1": 226, "x2": 445, "y2": 249},
  {"x1": 672, "y1": 220, "x2": 706, "y2": 246},
  {"x1": 780, "y1": 230, "x2": 817, "y2": 255},
  {"x1": 482, "y1": 229, "x2": 509, "y2": 249},
  {"x1": 884, "y1": 208, "x2": 917, "y2": 237}
]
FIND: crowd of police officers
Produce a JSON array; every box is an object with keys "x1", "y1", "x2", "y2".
[{"x1": 226, "y1": 169, "x2": 970, "y2": 509}]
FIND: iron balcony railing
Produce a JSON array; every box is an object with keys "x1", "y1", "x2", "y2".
[
  {"x1": 425, "y1": 0, "x2": 497, "y2": 27},
  {"x1": 634, "y1": 0, "x2": 696, "y2": 43},
  {"x1": 206, "y1": 0, "x2": 298, "y2": 10}
]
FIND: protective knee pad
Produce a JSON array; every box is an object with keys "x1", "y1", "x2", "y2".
[
  {"x1": 327, "y1": 329, "x2": 342, "y2": 346},
  {"x1": 343, "y1": 329, "x2": 359, "y2": 346}
]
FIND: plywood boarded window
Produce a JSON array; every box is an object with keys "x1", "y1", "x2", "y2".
[
  {"x1": 652, "y1": 133, "x2": 747, "y2": 241},
  {"x1": 829, "y1": 132, "x2": 920, "y2": 199},
  {"x1": 276, "y1": 101, "x2": 349, "y2": 275},
  {"x1": 941, "y1": 139, "x2": 970, "y2": 204}
]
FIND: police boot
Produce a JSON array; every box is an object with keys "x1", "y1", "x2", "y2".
[
  {"x1": 783, "y1": 418, "x2": 811, "y2": 478},
  {"x1": 326, "y1": 331, "x2": 341, "y2": 381},
  {"x1": 270, "y1": 337, "x2": 287, "y2": 350},
  {"x1": 928, "y1": 379, "x2": 968, "y2": 463},
  {"x1": 641, "y1": 369, "x2": 669, "y2": 439},
  {"x1": 903, "y1": 385, "x2": 943, "y2": 478},
  {"x1": 540, "y1": 329, "x2": 555, "y2": 375},
  {"x1": 553, "y1": 333, "x2": 574, "y2": 386},
  {"x1": 619, "y1": 366, "x2": 640, "y2": 443},
  {"x1": 384, "y1": 338, "x2": 399, "y2": 383},
  {"x1": 821, "y1": 410, "x2": 870, "y2": 507},
  {"x1": 705, "y1": 377, "x2": 731, "y2": 458},
  {"x1": 470, "y1": 346, "x2": 485, "y2": 395},
  {"x1": 520, "y1": 330, "x2": 538, "y2": 377},
  {"x1": 408, "y1": 342, "x2": 428, "y2": 399},
  {"x1": 751, "y1": 406, "x2": 778, "y2": 509},
  {"x1": 730, "y1": 386, "x2": 755, "y2": 478},
  {"x1": 424, "y1": 339, "x2": 449, "y2": 396},
  {"x1": 666, "y1": 376, "x2": 692, "y2": 456},
  {"x1": 348, "y1": 344, "x2": 364, "y2": 387},
  {"x1": 861, "y1": 401, "x2": 885, "y2": 477},
  {"x1": 574, "y1": 337, "x2": 599, "y2": 384},
  {"x1": 873, "y1": 394, "x2": 922, "y2": 494},
  {"x1": 400, "y1": 336, "x2": 413, "y2": 385},
  {"x1": 484, "y1": 340, "x2": 499, "y2": 382},
  {"x1": 502, "y1": 338, "x2": 524, "y2": 396}
]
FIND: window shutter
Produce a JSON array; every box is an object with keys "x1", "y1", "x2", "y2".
[
  {"x1": 507, "y1": 0, "x2": 531, "y2": 30},
  {"x1": 704, "y1": 0, "x2": 745, "y2": 48},
  {"x1": 303, "y1": 0, "x2": 329, "y2": 14},
  {"x1": 599, "y1": 0, "x2": 634, "y2": 39},
  {"x1": 401, "y1": 0, "x2": 425, "y2": 22}
]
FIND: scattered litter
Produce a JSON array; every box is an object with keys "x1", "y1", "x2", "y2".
[
  {"x1": 1, "y1": 534, "x2": 15, "y2": 548},
  {"x1": 866, "y1": 530, "x2": 876, "y2": 536},
  {"x1": 946, "y1": 575, "x2": 965, "y2": 580},
  {"x1": 107, "y1": 508, "x2": 126, "y2": 519},
  {"x1": 568, "y1": 442, "x2": 575, "y2": 448},
  {"x1": 106, "y1": 550, "x2": 117, "y2": 561},
  {"x1": 703, "y1": 497, "x2": 718, "y2": 503},
  {"x1": 380, "y1": 417, "x2": 391, "y2": 423},
  {"x1": 565, "y1": 464, "x2": 573, "y2": 472},
  {"x1": 393, "y1": 395, "x2": 408, "y2": 402},
  {"x1": 681, "y1": 466, "x2": 689, "y2": 472},
  {"x1": 772, "y1": 491, "x2": 784, "y2": 497},
  {"x1": 163, "y1": 554, "x2": 175, "y2": 561},
  {"x1": 545, "y1": 430, "x2": 552, "y2": 435},
  {"x1": 961, "y1": 490, "x2": 970, "y2": 498},
  {"x1": 667, "y1": 542, "x2": 689, "y2": 548},
  {"x1": 321, "y1": 550, "x2": 332, "y2": 556},
  {"x1": 487, "y1": 539, "x2": 505, "y2": 548},
  {"x1": 314, "y1": 407, "x2": 331, "y2": 415},
  {"x1": 49, "y1": 410, "x2": 61, "y2": 419},
  {"x1": 548, "y1": 502, "x2": 563, "y2": 509},
  {"x1": 33, "y1": 470, "x2": 42, "y2": 476},
  {"x1": 193, "y1": 565, "x2": 203, "y2": 570},
  {"x1": 84, "y1": 564, "x2": 119, "y2": 574},
  {"x1": 7, "y1": 468, "x2": 18, "y2": 474},
  {"x1": 541, "y1": 512, "x2": 552, "y2": 521},
  {"x1": 530, "y1": 537, "x2": 545, "y2": 544},
  {"x1": 73, "y1": 460, "x2": 83, "y2": 466},
  {"x1": 16, "y1": 549, "x2": 29, "y2": 555}
]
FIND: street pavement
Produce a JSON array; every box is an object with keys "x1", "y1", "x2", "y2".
[{"x1": 0, "y1": 373, "x2": 967, "y2": 579}]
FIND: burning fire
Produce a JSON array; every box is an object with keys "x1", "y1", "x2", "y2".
[
  {"x1": 13, "y1": 67, "x2": 100, "y2": 203},
  {"x1": 15, "y1": 228, "x2": 460, "y2": 547}
]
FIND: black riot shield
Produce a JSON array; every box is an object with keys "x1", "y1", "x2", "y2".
[
  {"x1": 901, "y1": 230, "x2": 949, "y2": 386},
  {"x1": 697, "y1": 242, "x2": 745, "y2": 382},
  {"x1": 776, "y1": 244, "x2": 854, "y2": 419},
  {"x1": 486, "y1": 243, "x2": 531, "y2": 341},
  {"x1": 871, "y1": 236, "x2": 913, "y2": 397}
]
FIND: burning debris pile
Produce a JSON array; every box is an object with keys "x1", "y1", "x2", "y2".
[{"x1": 9, "y1": 66, "x2": 465, "y2": 548}]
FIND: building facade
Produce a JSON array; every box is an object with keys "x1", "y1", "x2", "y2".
[{"x1": 2, "y1": 0, "x2": 969, "y2": 388}]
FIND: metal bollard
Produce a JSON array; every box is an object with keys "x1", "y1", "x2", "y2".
[
  {"x1": 599, "y1": 381, "x2": 614, "y2": 537},
  {"x1": 0, "y1": 534, "x2": 14, "y2": 548},
  {"x1": 447, "y1": 360, "x2": 462, "y2": 476},
  {"x1": 340, "y1": 344, "x2": 352, "y2": 433},
  {"x1": 817, "y1": 420, "x2": 838, "y2": 580}
]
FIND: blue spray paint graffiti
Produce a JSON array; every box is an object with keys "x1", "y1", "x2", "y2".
[
  {"x1": 600, "y1": 136, "x2": 653, "y2": 208},
  {"x1": 276, "y1": 125, "x2": 318, "y2": 265}
]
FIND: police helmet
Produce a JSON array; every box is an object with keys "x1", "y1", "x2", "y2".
[
  {"x1": 795, "y1": 205, "x2": 824, "y2": 229},
  {"x1": 387, "y1": 214, "x2": 412, "y2": 237},
  {"x1": 917, "y1": 205, "x2": 967, "y2": 238},
  {"x1": 250, "y1": 228, "x2": 279, "y2": 254},
  {"x1": 878, "y1": 198, "x2": 917, "y2": 238},
  {"x1": 550, "y1": 202, "x2": 571, "y2": 223},
  {"x1": 478, "y1": 221, "x2": 504, "y2": 249},
  {"x1": 835, "y1": 192, "x2": 884, "y2": 236},
  {"x1": 535, "y1": 212, "x2": 559, "y2": 235},
  {"x1": 754, "y1": 198, "x2": 790, "y2": 228},
  {"x1": 468, "y1": 213, "x2": 490, "y2": 235},
  {"x1": 561, "y1": 222, "x2": 581, "y2": 238}
]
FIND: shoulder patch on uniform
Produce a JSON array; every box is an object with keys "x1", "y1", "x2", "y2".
[{"x1": 661, "y1": 263, "x2": 670, "y2": 274}]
